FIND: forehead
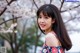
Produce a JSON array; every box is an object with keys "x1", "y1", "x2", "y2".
[{"x1": 39, "y1": 11, "x2": 49, "y2": 16}]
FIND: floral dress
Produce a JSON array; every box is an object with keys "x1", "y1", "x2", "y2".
[
  {"x1": 40, "y1": 32, "x2": 65, "y2": 53},
  {"x1": 41, "y1": 43, "x2": 64, "y2": 53}
]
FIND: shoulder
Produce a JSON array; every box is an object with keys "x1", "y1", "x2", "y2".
[
  {"x1": 45, "y1": 32, "x2": 61, "y2": 47},
  {"x1": 45, "y1": 32, "x2": 56, "y2": 41}
]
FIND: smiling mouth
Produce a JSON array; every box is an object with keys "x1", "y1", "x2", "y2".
[{"x1": 40, "y1": 24, "x2": 46, "y2": 28}]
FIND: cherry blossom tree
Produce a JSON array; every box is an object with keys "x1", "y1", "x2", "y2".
[{"x1": 0, "y1": 0, "x2": 80, "y2": 53}]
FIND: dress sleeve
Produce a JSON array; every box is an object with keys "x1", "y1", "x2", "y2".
[
  {"x1": 51, "y1": 46, "x2": 64, "y2": 53},
  {"x1": 41, "y1": 46, "x2": 64, "y2": 53}
]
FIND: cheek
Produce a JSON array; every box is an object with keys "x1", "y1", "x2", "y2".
[
  {"x1": 47, "y1": 20, "x2": 52, "y2": 24},
  {"x1": 37, "y1": 20, "x2": 40, "y2": 24},
  {"x1": 46, "y1": 21, "x2": 52, "y2": 27},
  {"x1": 49, "y1": 23, "x2": 52, "y2": 27},
  {"x1": 37, "y1": 20, "x2": 40, "y2": 26}
]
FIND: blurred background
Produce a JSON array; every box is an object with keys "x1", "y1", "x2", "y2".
[{"x1": 0, "y1": 0, "x2": 80, "y2": 53}]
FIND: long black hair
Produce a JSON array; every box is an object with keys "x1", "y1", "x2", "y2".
[{"x1": 37, "y1": 4, "x2": 72, "y2": 51}]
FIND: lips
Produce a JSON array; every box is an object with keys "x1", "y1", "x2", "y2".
[{"x1": 39, "y1": 24, "x2": 46, "y2": 28}]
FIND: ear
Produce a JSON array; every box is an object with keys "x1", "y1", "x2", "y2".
[{"x1": 52, "y1": 19, "x2": 55, "y2": 24}]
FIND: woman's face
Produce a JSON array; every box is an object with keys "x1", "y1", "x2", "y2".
[{"x1": 38, "y1": 12, "x2": 55, "y2": 32}]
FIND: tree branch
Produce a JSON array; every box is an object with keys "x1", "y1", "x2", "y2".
[
  {"x1": 0, "y1": 0, "x2": 16, "y2": 16},
  {"x1": 65, "y1": 17, "x2": 77, "y2": 23},
  {"x1": 6, "y1": 0, "x2": 9, "y2": 3},
  {"x1": 50, "y1": 0, "x2": 52, "y2": 4},
  {"x1": 68, "y1": 29, "x2": 80, "y2": 32},
  {"x1": 2, "y1": 18, "x2": 8, "y2": 27},
  {"x1": 0, "y1": 17, "x2": 21, "y2": 25},
  {"x1": 0, "y1": 33, "x2": 11, "y2": 43},
  {"x1": 61, "y1": 4, "x2": 80, "y2": 13},
  {"x1": 60, "y1": 0, "x2": 64, "y2": 11},
  {"x1": 32, "y1": 0, "x2": 38, "y2": 9}
]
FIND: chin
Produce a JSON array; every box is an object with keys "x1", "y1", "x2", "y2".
[{"x1": 40, "y1": 28, "x2": 46, "y2": 31}]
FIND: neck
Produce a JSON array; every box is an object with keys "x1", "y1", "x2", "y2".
[{"x1": 44, "y1": 29, "x2": 52, "y2": 34}]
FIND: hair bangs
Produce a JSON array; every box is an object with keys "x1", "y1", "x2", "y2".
[{"x1": 37, "y1": 6, "x2": 55, "y2": 18}]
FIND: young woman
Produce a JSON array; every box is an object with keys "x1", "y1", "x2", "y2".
[{"x1": 37, "y1": 4, "x2": 72, "y2": 53}]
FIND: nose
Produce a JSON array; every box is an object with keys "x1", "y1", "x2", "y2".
[{"x1": 40, "y1": 18, "x2": 45, "y2": 23}]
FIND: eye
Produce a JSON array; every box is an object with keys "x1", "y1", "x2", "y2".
[
  {"x1": 38, "y1": 16, "x2": 42, "y2": 18},
  {"x1": 45, "y1": 16, "x2": 49, "y2": 19}
]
